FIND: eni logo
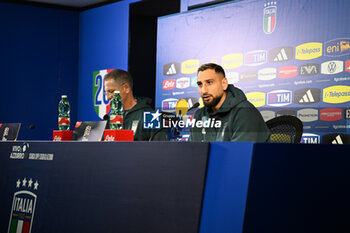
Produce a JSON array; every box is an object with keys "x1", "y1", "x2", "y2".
[{"x1": 325, "y1": 38, "x2": 350, "y2": 56}]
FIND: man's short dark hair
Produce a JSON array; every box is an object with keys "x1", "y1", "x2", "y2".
[
  {"x1": 104, "y1": 69, "x2": 133, "y2": 90},
  {"x1": 197, "y1": 63, "x2": 226, "y2": 77}
]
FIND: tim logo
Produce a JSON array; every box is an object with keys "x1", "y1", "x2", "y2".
[
  {"x1": 301, "y1": 133, "x2": 320, "y2": 144},
  {"x1": 263, "y1": 1, "x2": 277, "y2": 34},
  {"x1": 299, "y1": 63, "x2": 319, "y2": 76},
  {"x1": 325, "y1": 38, "x2": 350, "y2": 57},
  {"x1": 162, "y1": 79, "x2": 175, "y2": 90},
  {"x1": 8, "y1": 178, "x2": 39, "y2": 233},
  {"x1": 245, "y1": 50, "x2": 267, "y2": 66},
  {"x1": 161, "y1": 98, "x2": 178, "y2": 112},
  {"x1": 163, "y1": 63, "x2": 180, "y2": 76},
  {"x1": 143, "y1": 110, "x2": 161, "y2": 129},
  {"x1": 267, "y1": 90, "x2": 292, "y2": 107},
  {"x1": 294, "y1": 88, "x2": 321, "y2": 105}
]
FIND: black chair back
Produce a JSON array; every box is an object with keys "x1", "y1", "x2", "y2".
[{"x1": 266, "y1": 115, "x2": 303, "y2": 143}]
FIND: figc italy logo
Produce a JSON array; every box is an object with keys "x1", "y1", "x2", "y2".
[
  {"x1": 263, "y1": 2, "x2": 277, "y2": 34},
  {"x1": 93, "y1": 69, "x2": 113, "y2": 119},
  {"x1": 8, "y1": 178, "x2": 39, "y2": 233}
]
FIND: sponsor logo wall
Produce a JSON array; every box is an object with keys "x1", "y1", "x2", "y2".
[{"x1": 156, "y1": 0, "x2": 350, "y2": 143}]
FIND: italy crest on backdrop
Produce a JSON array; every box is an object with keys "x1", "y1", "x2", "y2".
[
  {"x1": 93, "y1": 69, "x2": 113, "y2": 119},
  {"x1": 263, "y1": 1, "x2": 277, "y2": 34}
]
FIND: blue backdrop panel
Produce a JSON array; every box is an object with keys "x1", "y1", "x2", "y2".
[
  {"x1": 243, "y1": 143, "x2": 350, "y2": 233},
  {"x1": 156, "y1": 0, "x2": 350, "y2": 142},
  {"x1": 0, "y1": 141, "x2": 209, "y2": 233},
  {"x1": 78, "y1": 0, "x2": 139, "y2": 122},
  {"x1": 200, "y1": 142, "x2": 254, "y2": 233},
  {"x1": 0, "y1": 2, "x2": 79, "y2": 140}
]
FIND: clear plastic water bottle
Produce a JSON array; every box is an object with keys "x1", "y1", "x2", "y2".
[
  {"x1": 109, "y1": 91, "x2": 123, "y2": 129},
  {"x1": 58, "y1": 95, "x2": 70, "y2": 130}
]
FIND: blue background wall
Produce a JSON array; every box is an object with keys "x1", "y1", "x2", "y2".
[
  {"x1": 78, "y1": 0, "x2": 139, "y2": 122},
  {"x1": 0, "y1": 2, "x2": 79, "y2": 140},
  {"x1": 0, "y1": 0, "x2": 138, "y2": 139}
]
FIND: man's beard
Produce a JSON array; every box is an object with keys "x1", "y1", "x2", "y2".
[{"x1": 203, "y1": 95, "x2": 222, "y2": 108}]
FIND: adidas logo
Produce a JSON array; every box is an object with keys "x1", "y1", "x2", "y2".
[
  {"x1": 163, "y1": 62, "x2": 180, "y2": 76},
  {"x1": 323, "y1": 133, "x2": 350, "y2": 144},
  {"x1": 273, "y1": 48, "x2": 289, "y2": 62},
  {"x1": 299, "y1": 89, "x2": 315, "y2": 103},
  {"x1": 294, "y1": 88, "x2": 321, "y2": 105},
  {"x1": 332, "y1": 135, "x2": 343, "y2": 144},
  {"x1": 166, "y1": 64, "x2": 177, "y2": 75},
  {"x1": 269, "y1": 47, "x2": 293, "y2": 63}
]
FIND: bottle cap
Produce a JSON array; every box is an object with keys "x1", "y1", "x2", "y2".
[
  {"x1": 114, "y1": 91, "x2": 120, "y2": 94},
  {"x1": 62, "y1": 95, "x2": 67, "y2": 98}
]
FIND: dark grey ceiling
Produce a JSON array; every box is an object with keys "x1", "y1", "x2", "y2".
[
  {"x1": 4, "y1": 0, "x2": 122, "y2": 10},
  {"x1": 26, "y1": 0, "x2": 109, "y2": 7}
]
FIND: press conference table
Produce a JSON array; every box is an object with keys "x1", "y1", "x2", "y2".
[{"x1": 0, "y1": 141, "x2": 349, "y2": 233}]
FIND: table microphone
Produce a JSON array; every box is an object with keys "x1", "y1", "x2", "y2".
[
  {"x1": 27, "y1": 124, "x2": 35, "y2": 129},
  {"x1": 103, "y1": 114, "x2": 110, "y2": 129},
  {"x1": 188, "y1": 102, "x2": 200, "y2": 112}
]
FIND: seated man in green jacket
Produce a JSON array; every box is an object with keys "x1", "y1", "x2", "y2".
[
  {"x1": 189, "y1": 63, "x2": 270, "y2": 142},
  {"x1": 104, "y1": 69, "x2": 167, "y2": 141}
]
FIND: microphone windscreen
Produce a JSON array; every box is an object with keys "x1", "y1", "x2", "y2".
[
  {"x1": 27, "y1": 124, "x2": 35, "y2": 129},
  {"x1": 192, "y1": 102, "x2": 200, "y2": 109},
  {"x1": 103, "y1": 114, "x2": 110, "y2": 120},
  {"x1": 188, "y1": 102, "x2": 200, "y2": 111}
]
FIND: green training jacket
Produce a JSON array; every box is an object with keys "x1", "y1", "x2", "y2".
[
  {"x1": 123, "y1": 97, "x2": 167, "y2": 141},
  {"x1": 189, "y1": 85, "x2": 270, "y2": 142}
]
